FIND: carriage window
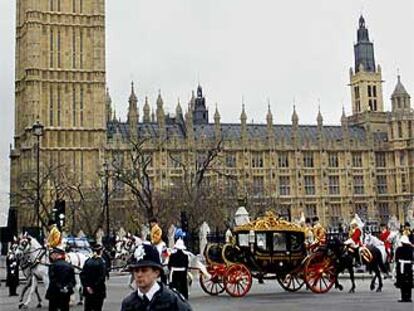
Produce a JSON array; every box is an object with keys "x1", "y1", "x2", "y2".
[
  {"x1": 273, "y1": 233, "x2": 287, "y2": 252},
  {"x1": 290, "y1": 233, "x2": 304, "y2": 251},
  {"x1": 238, "y1": 233, "x2": 249, "y2": 247},
  {"x1": 256, "y1": 233, "x2": 268, "y2": 251}
]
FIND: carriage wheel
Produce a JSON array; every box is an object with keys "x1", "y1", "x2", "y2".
[
  {"x1": 277, "y1": 272, "x2": 305, "y2": 292},
  {"x1": 304, "y1": 253, "x2": 336, "y2": 294},
  {"x1": 199, "y1": 266, "x2": 226, "y2": 296},
  {"x1": 224, "y1": 264, "x2": 252, "y2": 297}
]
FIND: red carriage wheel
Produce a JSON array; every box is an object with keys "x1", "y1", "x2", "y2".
[
  {"x1": 277, "y1": 272, "x2": 305, "y2": 292},
  {"x1": 199, "y1": 265, "x2": 226, "y2": 296},
  {"x1": 304, "y1": 253, "x2": 336, "y2": 294},
  {"x1": 224, "y1": 264, "x2": 252, "y2": 297}
]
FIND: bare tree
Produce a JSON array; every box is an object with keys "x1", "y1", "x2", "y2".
[
  {"x1": 13, "y1": 163, "x2": 67, "y2": 230},
  {"x1": 168, "y1": 139, "x2": 225, "y2": 232},
  {"x1": 111, "y1": 137, "x2": 157, "y2": 222}
]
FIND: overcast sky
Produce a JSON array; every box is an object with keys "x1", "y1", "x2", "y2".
[{"x1": 0, "y1": 0, "x2": 413, "y2": 205}]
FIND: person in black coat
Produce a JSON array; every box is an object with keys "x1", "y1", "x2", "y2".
[
  {"x1": 168, "y1": 239, "x2": 189, "y2": 299},
  {"x1": 46, "y1": 248, "x2": 76, "y2": 311},
  {"x1": 394, "y1": 235, "x2": 413, "y2": 303},
  {"x1": 80, "y1": 244, "x2": 107, "y2": 311},
  {"x1": 6, "y1": 249, "x2": 19, "y2": 296},
  {"x1": 120, "y1": 243, "x2": 192, "y2": 311}
]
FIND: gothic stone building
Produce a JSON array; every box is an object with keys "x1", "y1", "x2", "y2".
[{"x1": 10, "y1": 1, "x2": 413, "y2": 229}]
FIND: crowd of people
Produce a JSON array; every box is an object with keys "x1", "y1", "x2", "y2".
[{"x1": 3, "y1": 215, "x2": 414, "y2": 309}]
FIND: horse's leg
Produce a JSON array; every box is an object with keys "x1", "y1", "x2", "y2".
[
  {"x1": 76, "y1": 274, "x2": 84, "y2": 305},
  {"x1": 375, "y1": 266, "x2": 383, "y2": 292},
  {"x1": 334, "y1": 273, "x2": 343, "y2": 291},
  {"x1": 369, "y1": 268, "x2": 376, "y2": 291},
  {"x1": 23, "y1": 275, "x2": 38, "y2": 309},
  {"x1": 348, "y1": 265, "x2": 355, "y2": 293},
  {"x1": 19, "y1": 275, "x2": 32, "y2": 308},
  {"x1": 34, "y1": 285, "x2": 42, "y2": 308}
]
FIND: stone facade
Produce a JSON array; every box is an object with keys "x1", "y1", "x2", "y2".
[
  {"x1": 10, "y1": 4, "x2": 413, "y2": 229},
  {"x1": 10, "y1": 0, "x2": 106, "y2": 227}
]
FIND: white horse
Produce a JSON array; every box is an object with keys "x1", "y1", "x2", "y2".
[{"x1": 14, "y1": 234, "x2": 88, "y2": 309}]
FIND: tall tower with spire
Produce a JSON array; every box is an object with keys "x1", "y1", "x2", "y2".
[
  {"x1": 350, "y1": 15, "x2": 384, "y2": 114},
  {"x1": 348, "y1": 15, "x2": 386, "y2": 131}
]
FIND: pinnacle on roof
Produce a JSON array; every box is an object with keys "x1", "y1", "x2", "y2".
[
  {"x1": 156, "y1": 90, "x2": 164, "y2": 108},
  {"x1": 291, "y1": 105, "x2": 299, "y2": 124},
  {"x1": 176, "y1": 98, "x2": 183, "y2": 115},
  {"x1": 240, "y1": 104, "x2": 247, "y2": 122},
  {"x1": 214, "y1": 104, "x2": 220, "y2": 120},
  {"x1": 128, "y1": 81, "x2": 137, "y2": 103},
  {"x1": 317, "y1": 106, "x2": 323, "y2": 124},
  {"x1": 392, "y1": 75, "x2": 410, "y2": 97}
]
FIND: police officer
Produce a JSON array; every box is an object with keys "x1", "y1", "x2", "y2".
[
  {"x1": 6, "y1": 248, "x2": 19, "y2": 296},
  {"x1": 394, "y1": 235, "x2": 413, "y2": 303},
  {"x1": 120, "y1": 243, "x2": 192, "y2": 311},
  {"x1": 46, "y1": 248, "x2": 76, "y2": 311},
  {"x1": 168, "y1": 239, "x2": 189, "y2": 299},
  {"x1": 80, "y1": 244, "x2": 107, "y2": 311}
]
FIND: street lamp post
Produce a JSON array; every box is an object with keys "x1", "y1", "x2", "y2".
[
  {"x1": 103, "y1": 161, "x2": 110, "y2": 237},
  {"x1": 32, "y1": 121, "x2": 44, "y2": 230}
]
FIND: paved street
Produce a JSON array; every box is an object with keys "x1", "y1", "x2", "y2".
[{"x1": 1, "y1": 274, "x2": 412, "y2": 311}]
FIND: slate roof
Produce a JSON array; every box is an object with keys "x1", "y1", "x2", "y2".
[{"x1": 107, "y1": 121, "x2": 388, "y2": 144}]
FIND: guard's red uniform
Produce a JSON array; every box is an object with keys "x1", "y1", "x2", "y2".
[
  {"x1": 349, "y1": 227, "x2": 362, "y2": 246},
  {"x1": 379, "y1": 229, "x2": 391, "y2": 260}
]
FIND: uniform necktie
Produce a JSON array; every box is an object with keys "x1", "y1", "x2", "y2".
[{"x1": 142, "y1": 295, "x2": 150, "y2": 307}]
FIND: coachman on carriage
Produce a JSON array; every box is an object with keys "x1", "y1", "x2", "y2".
[{"x1": 200, "y1": 211, "x2": 337, "y2": 297}]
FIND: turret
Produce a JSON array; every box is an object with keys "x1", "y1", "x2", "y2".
[
  {"x1": 143, "y1": 96, "x2": 150, "y2": 123},
  {"x1": 193, "y1": 84, "x2": 209, "y2": 125},
  {"x1": 350, "y1": 15, "x2": 384, "y2": 114},
  {"x1": 240, "y1": 103, "x2": 247, "y2": 142},
  {"x1": 391, "y1": 75, "x2": 411, "y2": 112},
  {"x1": 214, "y1": 104, "x2": 221, "y2": 141},
  {"x1": 266, "y1": 103, "x2": 274, "y2": 138},
  {"x1": 156, "y1": 90, "x2": 165, "y2": 139},
  {"x1": 127, "y1": 82, "x2": 139, "y2": 136}
]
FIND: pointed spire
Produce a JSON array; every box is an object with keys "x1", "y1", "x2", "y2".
[
  {"x1": 128, "y1": 81, "x2": 137, "y2": 104},
  {"x1": 317, "y1": 106, "x2": 323, "y2": 126},
  {"x1": 291, "y1": 105, "x2": 299, "y2": 125},
  {"x1": 189, "y1": 90, "x2": 196, "y2": 111},
  {"x1": 143, "y1": 96, "x2": 150, "y2": 123},
  {"x1": 355, "y1": 14, "x2": 375, "y2": 72},
  {"x1": 156, "y1": 89, "x2": 164, "y2": 108},
  {"x1": 214, "y1": 104, "x2": 221, "y2": 123},
  {"x1": 341, "y1": 105, "x2": 347, "y2": 122},
  {"x1": 112, "y1": 106, "x2": 117, "y2": 122},
  {"x1": 176, "y1": 98, "x2": 183, "y2": 117},
  {"x1": 392, "y1": 75, "x2": 409, "y2": 97},
  {"x1": 240, "y1": 104, "x2": 247, "y2": 123},
  {"x1": 266, "y1": 102, "x2": 273, "y2": 126}
]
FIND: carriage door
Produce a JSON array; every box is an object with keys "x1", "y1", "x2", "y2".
[{"x1": 272, "y1": 232, "x2": 288, "y2": 267}]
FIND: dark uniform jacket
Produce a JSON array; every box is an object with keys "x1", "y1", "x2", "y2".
[
  {"x1": 395, "y1": 245, "x2": 414, "y2": 289},
  {"x1": 120, "y1": 282, "x2": 192, "y2": 311},
  {"x1": 168, "y1": 250, "x2": 189, "y2": 299},
  {"x1": 6, "y1": 254, "x2": 19, "y2": 287},
  {"x1": 80, "y1": 256, "x2": 107, "y2": 298},
  {"x1": 46, "y1": 259, "x2": 76, "y2": 299}
]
